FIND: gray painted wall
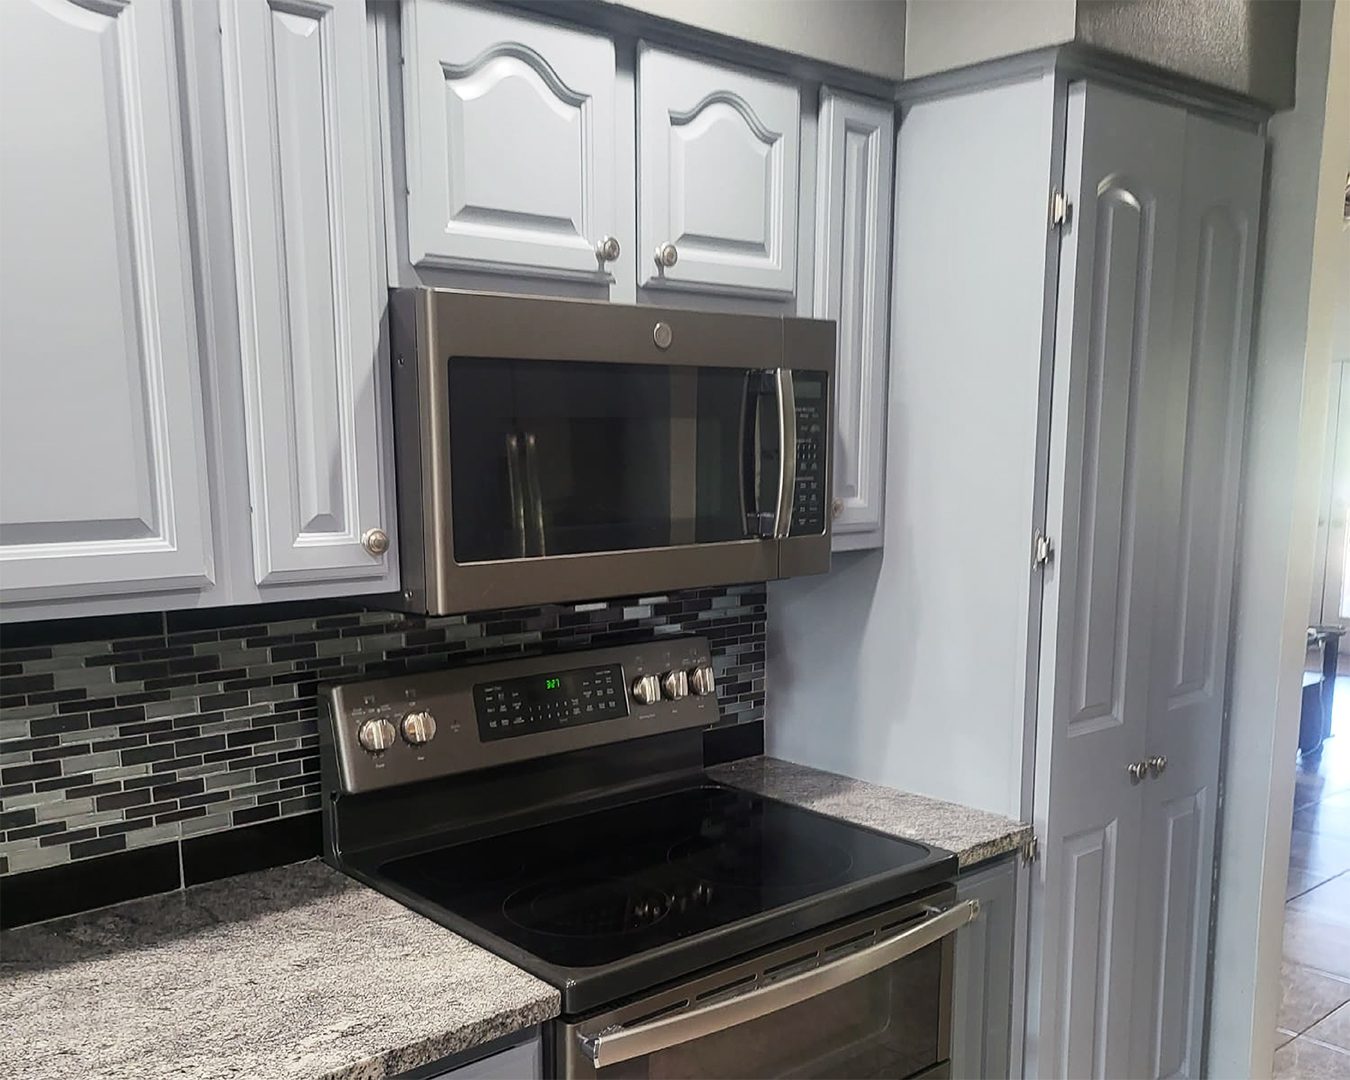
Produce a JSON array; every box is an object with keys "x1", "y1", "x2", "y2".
[
  {"x1": 905, "y1": 0, "x2": 1299, "y2": 109},
  {"x1": 1208, "y1": 0, "x2": 1350, "y2": 1073},
  {"x1": 600, "y1": 0, "x2": 906, "y2": 81}
]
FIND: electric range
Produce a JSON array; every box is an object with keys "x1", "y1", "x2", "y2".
[{"x1": 321, "y1": 637, "x2": 973, "y2": 1079}]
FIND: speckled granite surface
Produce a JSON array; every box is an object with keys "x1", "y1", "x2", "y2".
[
  {"x1": 0, "y1": 860, "x2": 559, "y2": 1080},
  {"x1": 710, "y1": 756, "x2": 1033, "y2": 868}
]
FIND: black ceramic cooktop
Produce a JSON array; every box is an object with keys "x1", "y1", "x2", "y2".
[{"x1": 369, "y1": 783, "x2": 957, "y2": 1014}]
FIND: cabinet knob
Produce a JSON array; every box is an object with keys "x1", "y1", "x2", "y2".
[
  {"x1": 595, "y1": 235, "x2": 621, "y2": 263},
  {"x1": 655, "y1": 242, "x2": 679, "y2": 269},
  {"x1": 362, "y1": 528, "x2": 389, "y2": 556},
  {"x1": 832, "y1": 497, "x2": 844, "y2": 520},
  {"x1": 1147, "y1": 754, "x2": 1167, "y2": 778},
  {"x1": 1127, "y1": 760, "x2": 1148, "y2": 784}
]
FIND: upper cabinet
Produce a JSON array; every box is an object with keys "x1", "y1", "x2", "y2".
[
  {"x1": 637, "y1": 46, "x2": 801, "y2": 299},
  {"x1": 401, "y1": 0, "x2": 624, "y2": 288},
  {"x1": 219, "y1": 0, "x2": 395, "y2": 590},
  {"x1": 0, "y1": 0, "x2": 214, "y2": 604},
  {"x1": 814, "y1": 90, "x2": 894, "y2": 549}
]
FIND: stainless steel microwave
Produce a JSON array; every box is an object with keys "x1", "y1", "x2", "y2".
[{"x1": 387, "y1": 289, "x2": 834, "y2": 615}]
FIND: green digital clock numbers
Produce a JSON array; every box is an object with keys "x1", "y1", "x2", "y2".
[{"x1": 544, "y1": 677, "x2": 562, "y2": 690}]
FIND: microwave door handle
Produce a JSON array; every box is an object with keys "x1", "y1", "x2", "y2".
[
  {"x1": 505, "y1": 432, "x2": 528, "y2": 558},
  {"x1": 578, "y1": 899, "x2": 980, "y2": 1070},
  {"x1": 523, "y1": 431, "x2": 546, "y2": 556},
  {"x1": 771, "y1": 369, "x2": 797, "y2": 540},
  {"x1": 739, "y1": 372, "x2": 762, "y2": 537}
]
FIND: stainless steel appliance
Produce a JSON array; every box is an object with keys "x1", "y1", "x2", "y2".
[
  {"x1": 320, "y1": 637, "x2": 975, "y2": 1079},
  {"x1": 387, "y1": 290, "x2": 835, "y2": 615}
]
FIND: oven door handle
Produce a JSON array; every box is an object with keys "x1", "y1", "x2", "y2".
[
  {"x1": 771, "y1": 368, "x2": 797, "y2": 540},
  {"x1": 577, "y1": 898, "x2": 980, "y2": 1069}
]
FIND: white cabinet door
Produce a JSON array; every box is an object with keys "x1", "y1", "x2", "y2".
[
  {"x1": 402, "y1": 0, "x2": 621, "y2": 284},
  {"x1": 1128, "y1": 115, "x2": 1264, "y2": 1080},
  {"x1": 814, "y1": 90, "x2": 893, "y2": 548},
  {"x1": 638, "y1": 46, "x2": 800, "y2": 298},
  {"x1": 1029, "y1": 83, "x2": 1185, "y2": 1080},
  {"x1": 952, "y1": 857, "x2": 1019, "y2": 1080},
  {"x1": 220, "y1": 0, "x2": 394, "y2": 588},
  {"x1": 0, "y1": 0, "x2": 213, "y2": 604}
]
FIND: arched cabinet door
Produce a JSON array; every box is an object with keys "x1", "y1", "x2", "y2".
[
  {"x1": 638, "y1": 45, "x2": 801, "y2": 299},
  {"x1": 402, "y1": 0, "x2": 621, "y2": 287},
  {"x1": 0, "y1": 0, "x2": 214, "y2": 606}
]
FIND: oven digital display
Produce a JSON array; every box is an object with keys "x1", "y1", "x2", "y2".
[{"x1": 474, "y1": 663, "x2": 628, "y2": 740}]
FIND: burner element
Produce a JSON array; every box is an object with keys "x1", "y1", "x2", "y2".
[
  {"x1": 504, "y1": 878, "x2": 673, "y2": 938},
  {"x1": 669, "y1": 829, "x2": 855, "y2": 890}
]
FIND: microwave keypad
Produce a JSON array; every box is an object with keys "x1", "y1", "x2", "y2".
[
  {"x1": 475, "y1": 664, "x2": 629, "y2": 741},
  {"x1": 791, "y1": 399, "x2": 826, "y2": 535}
]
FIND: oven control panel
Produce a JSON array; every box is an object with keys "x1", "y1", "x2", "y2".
[
  {"x1": 322, "y1": 637, "x2": 716, "y2": 794},
  {"x1": 475, "y1": 662, "x2": 628, "y2": 741},
  {"x1": 790, "y1": 373, "x2": 828, "y2": 536}
]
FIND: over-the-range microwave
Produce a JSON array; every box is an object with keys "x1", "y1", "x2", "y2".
[{"x1": 387, "y1": 289, "x2": 835, "y2": 616}]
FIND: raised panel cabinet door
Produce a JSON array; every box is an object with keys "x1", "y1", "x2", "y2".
[
  {"x1": 1128, "y1": 115, "x2": 1264, "y2": 1080},
  {"x1": 952, "y1": 857, "x2": 1019, "y2": 1080},
  {"x1": 402, "y1": 0, "x2": 620, "y2": 284},
  {"x1": 638, "y1": 45, "x2": 800, "y2": 297},
  {"x1": 221, "y1": 0, "x2": 393, "y2": 588},
  {"x1": 1029, "y1": 82, "x2": 1186, "y2": 1080},
  {"x1": 0, "y1": 0, "x2": 213, "y2": 606},
  {"x1": 814, "y1": 90, "x2": 893, "y2": 547}
]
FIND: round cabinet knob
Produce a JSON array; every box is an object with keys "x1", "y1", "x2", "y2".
[
  {"x1": 688, "y1": 664, "x2": 716, "y2": 697},
  {"x1": 357, "y1": 717, "x2": 396, "y2": 754},
  {"x1": 400, "y1": 710, "x2": 437, "y2": 746},
  {"x1": 631, "y1": 674, "x2": 661, "y2": 706},
  {"x1": 655, "y1": 242, "x2": 679, "y2": 269},
  {"x1": 595, "y1": 235, "x2": 621, "y2": 262},
  {"x1": 362, "y1": 528, "x2": 390, "y2": 556},
  {"x1": 1126, "y1": 760, "x2": 1148, "y2": 784},
  {"x1": 832, "y1": 497, "x2": 844, "y2": 520},
  {"x1": 661, "y1": 669, "x2": 689, "y2": 700},
  {"x1": 1147, "y1": 754, "x2": 1167, "y2": 778}
]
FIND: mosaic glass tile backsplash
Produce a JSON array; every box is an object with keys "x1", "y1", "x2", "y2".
[{"x1": 0, "y1": 584, "x2": 766, "y2": 878}]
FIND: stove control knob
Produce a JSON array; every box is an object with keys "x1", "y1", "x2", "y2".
[
  {"x1": 661, "y1": 669, "x2": 689, "y2": 700},
  {"x1": 357, "y1": 717, "x2": 396, "y2": 754},
  {"x1": 688, "y1": 664, "x2": 716, "y2": 697},
  {"x1": 631, "y1": 674, "x2": 661, "y2": 706},
  {"x1": 400, "y1": 710, "x2": 437, "y2": 746}
]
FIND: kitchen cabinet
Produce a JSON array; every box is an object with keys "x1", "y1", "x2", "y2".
[
  {"x1": 219, "y1": 0, "x2": 395, "y2": 590},
  {"x1": 399, "y1": 0, "x2": 626, "y2": 290},
  {"x1": 813, "y1": 90, "x2": 894, "y2": 549},
  {"x1": 767, "y1": 70, "x2": 1263, "y2": 1080},
  {"x1": 637, "y1": 46, "x2": 801, "y2": 299},
  {"x1": 420, "y1": 1032, "x2": 541, "y2": 1079},
  {"x1": 952, "y1": 856, "x2": 1020, "y2": 1080},
  {"x1": 0, "y1": 0, "x2": 215, "y2": 605}
]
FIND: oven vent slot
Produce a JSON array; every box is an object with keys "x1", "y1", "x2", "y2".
[
  {"x1": 878, "y1": 911, "x2": 928, "y2": 937},
  {"x1": 626, "y1": 998, "x2": 691, "y2": 1027},
  {"x1": 821, "y1": 929, "x2": 876, "y2": 961},
  {"x1": 695, "y1": 973, "x2": 756, "y2": 1003}
]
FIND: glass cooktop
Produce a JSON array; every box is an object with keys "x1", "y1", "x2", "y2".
[{"x1": 376, "y1": 784, "x2": 952, "y2": 973}]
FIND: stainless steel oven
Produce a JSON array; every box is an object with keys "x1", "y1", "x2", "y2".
[
  {"x1": 387, "y1": 289, "x2": 835, "y2": 615},
  {"x1": 557, "y1": 890, "x2": 970, "y2": 1080}
]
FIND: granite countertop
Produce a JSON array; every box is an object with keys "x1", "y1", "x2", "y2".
[
  {"x1": 0, "y1": 860, "x2": 559, "y2": 1080},
  {"x1": 710, "y1": 756, "x2": 1033, "y2": 868}
]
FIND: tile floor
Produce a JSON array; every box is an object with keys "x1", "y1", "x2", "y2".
[{"x1": 1277, "y1": 677, "x2": 1350, "y2": 1077}]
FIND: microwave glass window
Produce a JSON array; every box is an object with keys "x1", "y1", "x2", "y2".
[{"x1": 447, "y1": 358, "x2": 758, "y2": 563}]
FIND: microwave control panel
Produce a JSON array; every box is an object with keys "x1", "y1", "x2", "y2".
[{"x1": 791, "y1": 373, "x2": 828, "y2": 536}]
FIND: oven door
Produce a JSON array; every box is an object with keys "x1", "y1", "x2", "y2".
[
  {"x1": 557, "y1": 892, "x2": 974, "y2": 1080},
  {"x1": 391, "y1": 290, "x2": 832, "y2": 615}
]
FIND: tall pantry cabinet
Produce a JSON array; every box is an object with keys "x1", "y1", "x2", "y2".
[{"x1": 769, "y1": 68, "x2": 1264, "y2": 1078}]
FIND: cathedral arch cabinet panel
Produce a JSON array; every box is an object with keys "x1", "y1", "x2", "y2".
[
  {"x1": 400, "y1": 0, "x2": 625, "y2": 290},
  {"x1": 0, "y1": 0, "x2": 214, "y2": 604},
  {"x1": 637, "y1": 45, "x2": 802, "y2": 299}
]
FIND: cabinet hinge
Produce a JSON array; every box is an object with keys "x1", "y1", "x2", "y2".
[
  {"x1": 1050, "y1": 189, "x2": 1072, "y2": 228},
  {"x1": 1021, "y1": 836, "x2": 1040, "y2": 864},
  {"x1": 1033, "y1": 531, "x2": 1054, "y2": 569}
]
